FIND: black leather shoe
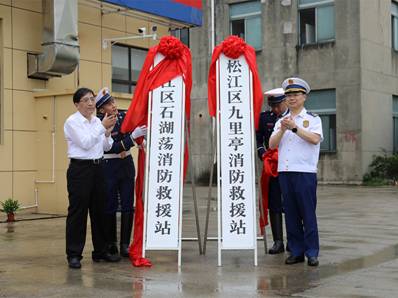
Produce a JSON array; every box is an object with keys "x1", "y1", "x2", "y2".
[
  {"x1": 68, "y1": 257, "x2": 81, "y2": 269},
  {"x1": 307, "y1": 257, "x2": 319, "y2": 267},
  {"x1": 92, "y1": 253, "x2": 121, "y2": 263},
  {"x1": 120, "y1": 212, "x2": 134, "y2": 258},
  {"x1": 268, "y1": 240, "x2": 285, "y2": 254},
  {"x1": 269, "y1": 213, "x2": 285, "y2": 255},
  {"x1": 285, "y1": 255, "x2": 305, "y2": 265},
  {"x1": 120, "y1": 244, "x2": 130, "y2": 257},
  {"x1": 108, "y1": 243, "x2": 119, "y2": 256}
]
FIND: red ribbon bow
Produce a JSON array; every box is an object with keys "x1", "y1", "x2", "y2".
[{"x1": 207, "y1": 35, "x2": 263, "y2": 129}]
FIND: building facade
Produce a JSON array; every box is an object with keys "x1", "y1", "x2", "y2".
[
  {"x1": 0, "y1": 0, "x2": 196, "y2": 214},
  {"x1": 189, "y1": 0, "x2": 398, "y2": 184},
  {"x1": 1, "y1": 0, "x2": 398, "y2": 216}
]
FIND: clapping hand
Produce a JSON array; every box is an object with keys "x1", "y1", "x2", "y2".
[{"x1": 281, "y1": 116, "x2": 295, "y2": 131}]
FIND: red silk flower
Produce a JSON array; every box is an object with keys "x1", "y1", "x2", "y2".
[
  {"x1": 158, "y1": 36, "x2": 185, "y2": 59},
  {"x1": 207, "y1": 35, "x2": 263, "y2": 129},
  {"x1": 222, "y1": 35, "x2": 247, "y2": 59}
]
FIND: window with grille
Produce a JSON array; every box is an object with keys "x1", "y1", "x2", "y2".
[
  {"x1": 111, "y1": 44, "x2": 147, "y2": 94},
  {"x1": 305, "y1": 89, "x2": 337, "y2": 152},
  {"x1": 298, "y1": 0, "x2": 335, "y2": 45},
  {"x1": 230, "y1": 1, "x2": 262, "y2": 50}
]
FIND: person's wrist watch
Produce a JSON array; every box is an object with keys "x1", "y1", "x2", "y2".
[{"x1": 291, "y1": 127, "x2": 298, "y2": 133}]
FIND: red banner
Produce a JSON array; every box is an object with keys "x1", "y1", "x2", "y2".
[{"x1": 173, "y1": 0, "x2": 202, "y2": 9}]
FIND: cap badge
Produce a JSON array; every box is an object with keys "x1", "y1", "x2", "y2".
[{"x1": 288, "y1": 79, "x2": 294, "y2": 84}]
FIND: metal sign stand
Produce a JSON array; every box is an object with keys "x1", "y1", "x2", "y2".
[
  {"x1": 203, "y1": 119, "x2": 216, "y2": 255},
  {"x1": 203, "y1": 125, "x2": 268, "y2": 254},
  {"x1": 182, "y1": 120, "x2": 203, "y2": 255},
  {"x1": 142, "y1": 76, "x2": 185, "y2": 267},
  {"x1": 257, "y1": 162, "x2": 268, "y2": 254},
  {"x1": 142, "y1": 68, "x2": 202, "y2": 267}
]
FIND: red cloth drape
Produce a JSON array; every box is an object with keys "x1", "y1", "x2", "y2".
[
  {"x1": 259, "y1": 149, "x2": 278, "y2": 235},
  {"x1": 121, "y1": 36, "x2": 192, "y2": 267},
  {"x1": 128, "y1": 139, "x2": 152, "y2": 267},
  {"x1": 207, "y1": 35, "x2": 263, "y2": 129}
]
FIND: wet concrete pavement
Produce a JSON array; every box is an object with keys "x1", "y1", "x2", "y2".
[{"x1": 1, "y1": 185, "x2": 398, "y2": 297}]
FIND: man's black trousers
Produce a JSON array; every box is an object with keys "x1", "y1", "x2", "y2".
[{"x1": 66, "y1": 160, "x2": 107, "y2": 260}]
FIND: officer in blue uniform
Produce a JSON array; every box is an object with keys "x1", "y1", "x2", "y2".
[
  {"x1": 256, "y1": 88, "x2": 289, "y2": 254},
  {"x1": 96, "y1": 88, "x2": 147, "y2": 257},
  {"x1": 269, "y1": 78, "x2": 323, "y2": 266}
]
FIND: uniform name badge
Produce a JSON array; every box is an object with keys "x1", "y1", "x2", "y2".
[{"x1": 303, "y1": 120, "x2": 309, "y2": 128}]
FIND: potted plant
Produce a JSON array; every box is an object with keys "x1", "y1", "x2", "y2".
[{"x1": 1, "y1": 198, "x2": 20, "y2": 222}]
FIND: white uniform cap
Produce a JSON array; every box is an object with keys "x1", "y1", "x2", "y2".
[
  {"x1": 95, "y1": 87, "x2": 112, "y2": 108},
  {"x1": 264, "y1": 87, "x2": 285, "y2": 104},
  {"x1": 282, "y1": 77, "x2": 311, "y2": 94}
]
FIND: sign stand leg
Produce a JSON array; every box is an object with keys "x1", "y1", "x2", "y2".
[
  {"x1": 249, "y1": 72, "x2": 258, "y2": 267},
  {"x1": 257, "y1": 163, "x2": 268, "y2": 254},
  {"x1": 203, "y1": 119, "x2": 216, "y2": 255},
  {"x1": 216, "y1": 93, "x2": 221, "y2": 267},
  {"x1": 185, "y1": 121, "x2": 203, "y2": 255}
]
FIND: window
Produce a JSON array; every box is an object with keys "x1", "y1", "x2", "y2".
[
  {"x1": 305, "y1": 89, "x2": 336, "y2": 152},
  {"x1": 298, "y1": 0, "x2": 335, "y2": 45},
  {"x1": 111, "y1": 44, "x2": 147, "y2": 94},
  {"x1": 393, "y1": 96, "x2": 398, "y2": 152},
  {"x1": 392, "y1": 1, "x2": 398, "y2": 51},
  {"x1": 170, "y1": 28, "x2": 189, "y2": 47},
  {"x1": 230, "y1": 1, "x2": 262, "y2": 50}
]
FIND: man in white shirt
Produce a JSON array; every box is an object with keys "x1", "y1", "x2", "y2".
[
  {"x1": 269, "y1": 78, "x2": 323, "y2": 267},
  {"x1": 64, "y1": 87, "x2": 120, "y2": 269}
]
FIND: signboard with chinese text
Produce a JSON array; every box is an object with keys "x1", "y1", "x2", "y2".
[
  {"x1": 145, "y1": 55, "x2": 185, "y2": 250},
  {"x1": 217, "y1": 54, "x2": 257, "y2": 252}
]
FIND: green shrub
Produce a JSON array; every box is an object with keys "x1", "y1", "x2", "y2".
[
  {"x1": 363, "y1": 152, "x2": 398, "y2": 185},
  {"x1": 0, "y1": 198, "x2": 20, "y2": 214}
]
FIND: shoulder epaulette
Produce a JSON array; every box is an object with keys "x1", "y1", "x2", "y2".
[{"x1": 307, "y1": 111, "x2": 318, "y2": 117}]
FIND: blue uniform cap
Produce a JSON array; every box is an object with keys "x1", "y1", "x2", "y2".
[
  {"x1": 95, "y1": 87, "x2": 112, "y2": 109},
  {"x1": 282, "y1": 77, "x2": 311, "y2": 94},
  {"x1": 264, "y1": 87, "x2": 286, "y2": 104}
]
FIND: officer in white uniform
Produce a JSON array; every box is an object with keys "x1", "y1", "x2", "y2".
[{"x1": 269, "y1": 77, "x2": 323, "y2": 266}]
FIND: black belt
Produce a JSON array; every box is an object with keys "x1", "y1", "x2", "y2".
[{"x1": 70, "y1": 158, "x2": 103, "y2": 165}]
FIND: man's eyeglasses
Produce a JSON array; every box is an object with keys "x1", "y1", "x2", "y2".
[{"x1": 80, "y1": 96, "x2": 96, "y2": 103}]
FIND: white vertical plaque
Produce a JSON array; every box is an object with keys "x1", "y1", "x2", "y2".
[
  {"x1": 144, "y1": 54, "x2": 185, "y2": 250},
  {"x1": 217, "y1": 54, "x2": 257, "y2": 251}
]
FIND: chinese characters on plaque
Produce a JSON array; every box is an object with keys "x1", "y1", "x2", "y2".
[
  {"x1": 218, "y1": 54, "x2": 256, "y2": 249},
  {"x1": 146, "y1": 71, "x2": 185, "y2": 250}
]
